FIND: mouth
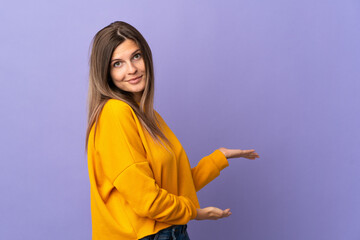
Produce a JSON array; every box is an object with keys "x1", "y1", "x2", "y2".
[{"x1": 127, "y1": 75, "x2": 143, "y2": 82}]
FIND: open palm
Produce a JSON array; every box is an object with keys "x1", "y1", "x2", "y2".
[{"x1": 218, "y1": 148, "x2": 260, "y2": 160}]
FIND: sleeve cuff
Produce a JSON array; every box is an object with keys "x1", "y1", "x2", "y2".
[
  {"x1": 182, "y1": 196, "x2": 198, "y2": 220},
  {"x1": 209, "y1": 149, "x2": 229, "y2": 171}
]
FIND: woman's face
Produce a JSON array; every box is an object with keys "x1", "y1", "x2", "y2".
[{"x1": 109, "y1": 39, "x2": 146, "y2": 101}]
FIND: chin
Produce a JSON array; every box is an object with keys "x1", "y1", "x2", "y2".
[{"x1": 133, "y1": 82, "x2": 146, "y2": 92}]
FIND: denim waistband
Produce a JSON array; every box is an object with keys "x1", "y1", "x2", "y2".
[
  {"x1": 158, "y1": 224, "x2": 187, "y2": 235},
  {"x1": 139, "y1": 224, "x2": 188, "y2": 240}
]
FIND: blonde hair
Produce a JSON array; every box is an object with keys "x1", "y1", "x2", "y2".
[{"x1": 85, "y1": 21, "x2": 171, "y2": 150}]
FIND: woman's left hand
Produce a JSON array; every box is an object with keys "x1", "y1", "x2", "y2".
[{"x1": 218, "y1": 147, "x2": 260, "y2": 160}]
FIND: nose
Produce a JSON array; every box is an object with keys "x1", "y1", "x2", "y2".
[{"x1": 127, "y1": 62, "x2": 137, "y2": 75}]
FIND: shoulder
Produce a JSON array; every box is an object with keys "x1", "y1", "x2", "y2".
[
  {"x1": 103, "y1": 99, "x2": 132, "y2": 112},
  {"x1": 98, "y1": 99, "x2": 138, "y2": 127},
  {"x1": 102, "y1": 99, "x2": 135, "y2": 118}
]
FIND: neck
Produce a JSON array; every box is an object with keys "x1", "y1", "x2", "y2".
[{"x1": 133, "y1": 92, "x2": 142, "y2": 105}]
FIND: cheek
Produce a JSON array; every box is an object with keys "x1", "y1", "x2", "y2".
[
  {"x1": 110, "y1": 69, "x2": 125, "y2": 81},
  {"x1": 137, "y1": 60, "x2": 146, "y2": 72}
]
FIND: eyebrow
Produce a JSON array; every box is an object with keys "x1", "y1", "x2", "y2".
[{"x1": 111, "y1": 49, "x2": 141, "y2": 63}]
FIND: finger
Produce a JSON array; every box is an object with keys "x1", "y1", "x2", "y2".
[
  {"x1": 243, "y1": 154, "x2": 256, "y2": 158},
  {"x1": 214, "y1": 208, "x2": 225, "y2": 218},
  {"x1": 243, "y1": 149, "x2": 255, "y2": 153},
  {"x1": 247, "y1": 150, "x2": 259, "y2": 156},
  {"x1": 221, "y1": 211, "x2": 228, "y2": 218},
  {"x1": 224, "y1": 208, "x2": 230, "y2": 213},
  {"x1": 224, "y1": 211, "x2": 232, "y2": 217},
  {"x1": 244, "y1": 154, "x2": 256, "y2": 157},
  {"x1": 217, "y1": 210, "x2": 226, "y2": 218}
]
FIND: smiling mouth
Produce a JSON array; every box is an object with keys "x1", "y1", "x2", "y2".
[{"x1": 127, "y1": 75, "x2": 142, "y2": 82}]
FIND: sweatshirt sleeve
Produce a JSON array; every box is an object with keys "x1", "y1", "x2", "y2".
[
  {"x1": 191, "y1": 150, "x2": 229, "y2": 192},
  {"x1": 95, "y1": 100, "x2": 197, "y2": 224}
]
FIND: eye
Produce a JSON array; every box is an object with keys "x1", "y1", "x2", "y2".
[
  {"x1": 133, "y1": 53, "x2": 142, "y2": 60},
  {"x1": 113, "y1": 61, "x2": 122, "y2": 68}
]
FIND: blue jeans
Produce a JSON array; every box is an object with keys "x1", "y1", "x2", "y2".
[{"x1": 139, "y1": 224, "x2": 190, "y2": 240}]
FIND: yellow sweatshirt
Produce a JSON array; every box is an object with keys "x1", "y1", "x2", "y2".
[{"x1": 87, "y1": 99, "x2": 229, "y2": 240}]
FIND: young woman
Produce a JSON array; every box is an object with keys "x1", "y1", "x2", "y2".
[{"x1": 86, "y1": 21, "x2": 260, "y2": 240}]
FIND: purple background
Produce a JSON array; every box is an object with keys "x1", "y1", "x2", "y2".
[{"x1": 1, "y1": 0, "x2": 359, "y2": 239}]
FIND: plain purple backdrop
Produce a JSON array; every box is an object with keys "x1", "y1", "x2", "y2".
[{"x1": 0, "y1": 0, "x2": 359, "y2": 239}]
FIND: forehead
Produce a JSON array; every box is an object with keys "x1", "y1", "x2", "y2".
[{"x1": 112, "y1": 39, "x2": 139, "y2": 59}]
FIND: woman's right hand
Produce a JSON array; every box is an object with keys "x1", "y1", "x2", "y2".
[{"x1": 195, "y1": 207, "x2": 232, "y2": 220}]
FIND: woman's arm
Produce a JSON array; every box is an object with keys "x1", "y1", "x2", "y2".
[
  {"x1": 191, "y1": 148, "x2": 259, "y2": 220},
  {"x1": 113, "y1": 161, "x2": 197, "y2": 224},
  {"x1": 190, "y1": 149, "x2": 229, "y2": 192},
  {"x1": 190, "y1": 148, "x2": 260, "y2": 192}
]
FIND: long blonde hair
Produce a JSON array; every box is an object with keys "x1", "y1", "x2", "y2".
[{"x1": 85, "y1": 21, "x2": 171, "y2": 150}]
